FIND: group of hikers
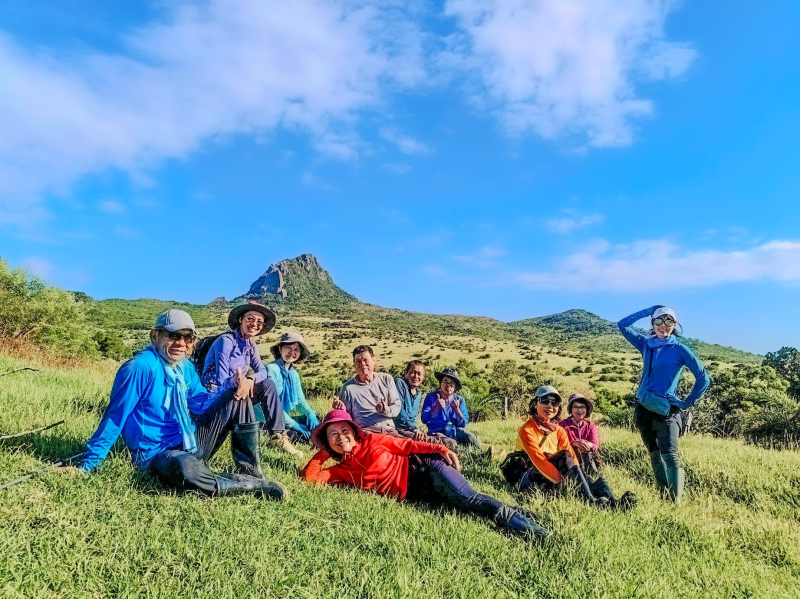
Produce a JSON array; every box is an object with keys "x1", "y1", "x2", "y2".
[{"x1": 58, "y1": 300, "x2": 710, "y2": 540}]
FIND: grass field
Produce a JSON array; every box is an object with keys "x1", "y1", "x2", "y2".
[{"x1": 2, "y1": 351, "x2": 799, "y2": 598}]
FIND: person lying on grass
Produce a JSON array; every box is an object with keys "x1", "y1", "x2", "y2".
[
  {"x1": 394, "y1": 360, "x2": 455, "y2": 450},
  {"x1": 421, "y1": 368, "x2": 482, "y2": 449},
  {"x1": 618, "y1": 305, "x2": 710, "y2": 503},
  {"x1": 559, "y1": 393, "x2": 601, "y2": 477},
  {"x1": 300, "y1": 409, "x2": 549, "y2": 539},
  {"x1": 332, "y1": 346, "x2": 445, "y2": 445},
  {"x1": 202, "y1": 301, "x2": 302, "y2": 457},
  {"x1": 57, "y1": 309, "x2": 287, "y2": 501},
  {"x1": 265, "y1": 332, "x2": 319, "y2": 446},
  {"x1": 501, "y1": 386, "x2": 636, "y2": 511}
]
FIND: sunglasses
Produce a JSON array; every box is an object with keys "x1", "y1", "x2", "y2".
[
  {"x1": 538, "y1": 397, "x2": 561, "y2": 406},
  {"x1": 653, "y1": 317, "x2": 676, "y2": 327},
  {"x1": 163, "y1": 331, "x2": 196, "y2": 343}
]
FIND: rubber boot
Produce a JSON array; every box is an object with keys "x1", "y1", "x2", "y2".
[
  {"x1": 591, "y1": 477, "x2": 637, "y2": 511},
  {"x1": 666, "y1": 467, "x2": 685, "y2": 503},
  {"x1": 493, "y1": 504, "x2": 550, "y2": 540},
  {"x1": 231, "y1": 422, "x2": 265, "y2": 479},
  {"x1": 214, "y1": 474, "x2": 288, "y2": 501},
  {"x1": 567, "y1": 465, "x2": 610, "y2": 507},
  {"x1": 649, "y1": 451, "x2": 669, "y2": 492}
]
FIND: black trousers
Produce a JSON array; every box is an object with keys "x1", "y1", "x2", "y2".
[
  {"x1": 149, "y1": 392, "x2": 257, "y2": 493},
  {"x1": 249, "y1": 380, "x2": 286, "y2": 434},
  {"x1": 518, "y1": 450, "x2": 578, "y2": 493},
  {"x1": 634, "y1": 404, "x2": 683, "y2": 470}
]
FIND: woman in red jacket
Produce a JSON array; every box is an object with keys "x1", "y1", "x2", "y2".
[{"x1": 301, "y1": 410, "x2": 548, "y2": 539}]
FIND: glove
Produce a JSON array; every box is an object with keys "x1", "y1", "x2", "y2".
[
  {"x1": 295, "y1": 423, "x2": 312, "y2": 440},
  {"x1": 305, "y1": 412, "x2": 320, "y2": 429}
]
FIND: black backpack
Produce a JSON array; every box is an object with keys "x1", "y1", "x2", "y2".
[
  {"x1": 191, "y1": 331, "x2": 235, "y2": 381},
  {"x1": 499, "y1": 451, "x2": 534, "y2": 486}
]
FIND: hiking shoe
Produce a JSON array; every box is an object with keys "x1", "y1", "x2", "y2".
[
  {"x1": 612, "y1": 491, "x2": 637, "y2": 511},
  {"x1": 495, "y1": 449, "x2": 508, "y2": 463},
  {"x1": 270, "y1": 432, "x2": 304, "y2": 457}
]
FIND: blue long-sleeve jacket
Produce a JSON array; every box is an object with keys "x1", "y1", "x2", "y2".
[
  {"x1": 265, "y1": 360, "x2": 316, "y2": 429},
  {"x1": 80, "y1": 349, "x2": 211, "y2": 472},
  {"x1": 421, "y1": 391, "x2": 469, "y2": 438},
  {"x1": 618, "y1": 307, "x2": 711, "y2": 414},
  {"x1": 202, "y1": 329, "x2": 267, "y2": 399},
  {"x1": 394, "y1": 377, "x2": 425, "y2": 431}
]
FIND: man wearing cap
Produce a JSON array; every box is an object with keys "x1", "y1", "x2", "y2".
[
  {"x1": 65, "y1": 309, "x2": 287, "y2": 500},
  {"x1": 203, "y1": 301, "x2": 302, "y2": 456},
  {"x1": 265, "y1": 332, "x2": 320, "y2": 444},
  {"x1": 421, "y1": 368, "x2": 482, "y2": 449}
]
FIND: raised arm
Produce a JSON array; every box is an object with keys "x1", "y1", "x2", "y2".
[
  {"x1": 80, "y1": 360, "x2": 150, "y2": 472},
  {"x1": 421, "y1": 392, "x2": 442, "y2": 425},
  {"x1": 617, "y1": 306, "x2": 661, "y2": 352},
  {"x1": 454, "y1": 395, "x2": 469, "y2": 428},
  {"x1": 676, "y1": 345, "x2": 711, "y2": 408}
]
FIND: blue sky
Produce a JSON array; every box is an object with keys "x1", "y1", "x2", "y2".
[{"x1": 1, "y1": 0, "x2": 799, "y2": 355}]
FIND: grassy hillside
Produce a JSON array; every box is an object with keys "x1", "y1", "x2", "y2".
[{"x1": 1, "y1": 351, "x2": 799, "y2": 598}]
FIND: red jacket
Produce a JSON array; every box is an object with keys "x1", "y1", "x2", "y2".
[{"x1": 300, "y1": 433, "x2": 450, "y2": 499}]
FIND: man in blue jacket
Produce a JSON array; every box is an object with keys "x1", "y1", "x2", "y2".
[{"x1": 62, "y1": 310, "x2": 286, "y2": 500}]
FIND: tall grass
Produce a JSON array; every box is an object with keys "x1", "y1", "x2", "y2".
[{"x1": 2, "y1": 352, "x2": 799, "y2": 598}]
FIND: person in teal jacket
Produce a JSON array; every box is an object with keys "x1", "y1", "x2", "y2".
[
  {"x1": 618, "y1": 305, "x2": 711, "y2": 502},
  {"x1": 266, "y1": 332, "x2": 320, "y2": 444}
]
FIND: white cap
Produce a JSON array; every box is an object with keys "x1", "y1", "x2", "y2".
[{"x1": 653, "y1": 306, "x2": 677, "y2": 321}]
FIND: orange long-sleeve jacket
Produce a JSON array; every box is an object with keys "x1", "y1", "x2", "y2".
[
  {"x1": 300, "y1": 433, "x2": 450, "y2": 499},
  {"x1": 515, "y1": 418, "x2": 577, "y2": 484}
]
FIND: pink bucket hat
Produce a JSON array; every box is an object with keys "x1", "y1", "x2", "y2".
[{"x1": 309, "y1": 409, "x2": 366, "y2": 450}]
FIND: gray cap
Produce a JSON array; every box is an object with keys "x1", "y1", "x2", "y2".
[
  {"x1": 534, "y1": 385, "x2": 562, "y2": 401},
  {"x1": 154, "y1": 309, "x2": 197, "y2": 334}
]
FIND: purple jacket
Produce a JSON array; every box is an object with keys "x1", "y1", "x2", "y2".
[
  {"x1": 202, "y1": 329, "x2": 267, "y2": 399},
  {"x1": 559, "y1": 417, "x2": 599, "y2": 452}
]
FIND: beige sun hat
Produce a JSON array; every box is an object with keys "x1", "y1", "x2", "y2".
[{"x1": 270, "y1": 331, "x2": 311, "y2": 363}]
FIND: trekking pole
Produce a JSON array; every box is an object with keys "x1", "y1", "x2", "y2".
[
  {"x1": 0, "y1": 453, "x2": 84, "y2": 490},
  {"x1": 0, "y1": 420, "x2": 65, "y2": 441},
  {"x1": 0, "y1": 367, "x2": 40, "y2": 377}
]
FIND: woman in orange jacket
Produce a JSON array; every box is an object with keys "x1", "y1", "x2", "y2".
[{"x1": 510, "y1": 386, "x2": 635, "y2": 509}]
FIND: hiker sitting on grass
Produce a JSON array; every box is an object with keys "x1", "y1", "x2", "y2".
[
  {"x1": 560, "y1": 393, "x2": 601, "y2": 477},
  {"x1": 265, "y1": 332, "x2": 319, "y2": 445},
  {"x1": 618, "y1": 305, "x2": 710, "y2": 503},
  {"x1": 59, "y1": 310, "x2": 287, "y2": 501},
  {"x1": 202, "y1": 301, "x2": 302, "y2": 457},
  {"x1": 300, "y1": 409, "x2": 549, "y2": 539},
  {"x1": 501, "y1": 386, "x2": 635, "y2": 511},
  {"x1": 394, "y1": 361, "x2": 455, "y2": 450},
  {"x1": 421, "y1": 368, "x2": 481, "y2": 449}
]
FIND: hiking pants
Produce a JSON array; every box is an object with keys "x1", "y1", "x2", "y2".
[
  {"x1": 634, "y1": 404, "x2": 682, "y2": 470},
  {"x1": 149, "y1": 393, "x2": 258, "y2": 493},
  {"x1": 518, "y1": 450, "x2": 578, "y2": 493},
  {"x1": 248, "y1": 380, "x2": 287, "y2": 434},
  {"x1": 429, "y1": 428, "x2": 482, "y2": 450},
  {"x1": 407, "y1": 456, "x2": 502, "y2": 519}
]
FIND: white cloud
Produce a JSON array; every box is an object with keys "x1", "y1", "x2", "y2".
[
  {"x1": 545, "y1": 213, "x2": 604, "y2": 233},
  {"x1": 98, "y1": 199, "x2": 126, "y2": 214},
  {"x1": 514, "y1": 239, "x2": 800, "y2": 291},
  {"x1": 442, "y1": 0, "x2": 697, "y2": 147},
  {"x1": 0, "y1": 0, "x2": 424, "y2": 209},
  {"x1": 379, "y1": 127, "x2": 431, "y2": 154},
  {"x1": 382, "y1": 162, "x2": 412, "y2": 174},
  {"x1": 453, "y1": 245, "x2": 506, "y2": 269}
]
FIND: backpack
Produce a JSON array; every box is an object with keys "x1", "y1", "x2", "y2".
[
  {"x1": 499, "y1": 451, "x2": 534, "y2": 486},
  {"x1": 191, "y1": 331, "x2": 235, "y2": 382}
]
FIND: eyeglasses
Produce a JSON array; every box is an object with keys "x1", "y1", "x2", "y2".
[
  {"x1": 243, "y1": 316, "x2": 264, "y2": 326},
  {"x1": 538, "y1": 397, "x2": 561, "y2": 406},
  {"x1": 163, "y1": 331, "x2": 196, "y2": 343},
  {"x1": 653, "y1": 317, "x2": 676, "y2": 327}
]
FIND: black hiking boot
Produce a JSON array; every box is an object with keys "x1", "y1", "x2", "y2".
[
  {"x1": 494, "y1": 505, "x2": 550, "y2": 540},
  {"x1": 590, "y1": 477, "x2": 638, "y2": 511},
  {"x1": 231, "y1": 422, "x2": 265, "y2": 479},
  {"x1": 567, "y1": 465, "x2": 610, "y2": 507},
  {"x1": 214, "y1": 474, "x2": 288, "y2": 501}
]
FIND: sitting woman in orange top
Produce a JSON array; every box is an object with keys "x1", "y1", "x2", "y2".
[
  {"x1": 511, "y1": 386, "x2": 635, "y2": 510},
  {"x1": 300, "y1": 409, "x2": 548, "y2": 539}
]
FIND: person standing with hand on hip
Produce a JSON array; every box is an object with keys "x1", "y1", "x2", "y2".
[{"x1": 618, "y1": 305, "x2": 710, "y2": 503}]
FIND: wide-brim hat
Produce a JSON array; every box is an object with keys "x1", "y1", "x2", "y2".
[
  {"x1": 534, "y1": 385, "x2": 562, "y2": 401},
  {"x1": 227, "y1": 301, "x2": 276, "y2": 335},
  {"x1": 435, "y1": 368, "x2": 462, "y2": 391},
  {"x1": 310, "y1": 409, "x2": 366, "y2": 451},
  {"x1": 271, "y1": 331, "x2": 311, "y2": 362},
  {"x1": 568, "y1": 393, "x2": 594, "y2": 418}
]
